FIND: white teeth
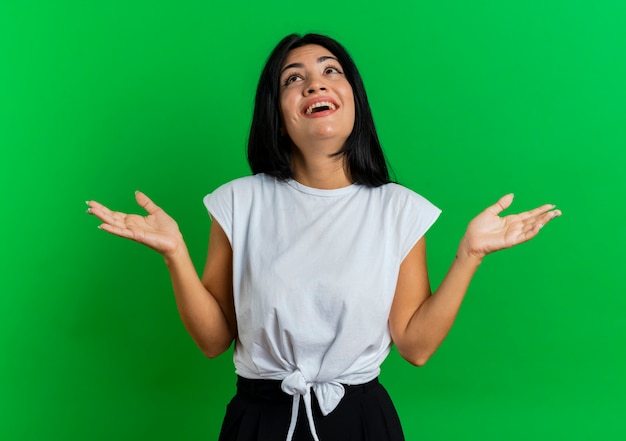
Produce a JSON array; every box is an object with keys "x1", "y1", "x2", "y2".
[{"x1": 305, "y1": 101, "x2": 336, "y2": 115}]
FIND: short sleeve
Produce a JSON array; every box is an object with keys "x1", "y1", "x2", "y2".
[
  {"x1": 203, "y1": 182, "x2": 234, "y2": 245},
  {"x1": 393, "y1": 186, "x2": 442, "y2": 260}
]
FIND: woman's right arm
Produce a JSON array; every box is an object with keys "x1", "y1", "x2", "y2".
[{"x1": 87, "y1": 191, "x2": 235, "y2": 358}]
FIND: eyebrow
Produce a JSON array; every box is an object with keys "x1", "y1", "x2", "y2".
[{"x1": 280, "y1": 56, "x2": 340, "y2": 75}]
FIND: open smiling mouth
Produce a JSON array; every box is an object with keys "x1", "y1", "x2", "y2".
[{"x1": 305, "y1": 101, "x2": 337, "y2": 115}]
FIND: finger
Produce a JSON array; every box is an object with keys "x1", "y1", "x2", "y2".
[
  {"x1": 524, "y1": 209, "x2": 562, "y2": 237},
  {"x1": 98, "y1": 221, "x2": 138, "y2": 241},
  {"x1": 86, "y1": 200, "x2": 115, "y2": 217},
  {"x1": 87, "y1": 203, "x2": 129, "y2": 227},
  {"x1": 517, "y1": 203, "x2": 558, "y2": 221},
  {"x1": 539, "y1": 209, "x2": 562, "y2": 227},
  {"x1": 135, "y1": 191, "x2": 161, "y2": 215},
  {"x1": 86, "y1": 201, "x2": 134, "y2": 230},
  {"x1": 486, "y1": 193, "x2": 514, "y2": 216}
]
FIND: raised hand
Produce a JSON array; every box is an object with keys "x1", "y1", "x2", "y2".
[
  {"x1": 460, "y1": 193, "x2": 562, "y2": 260},
  {"x1": 86, "y1": 191, "x2": 184, "y2": 257}
]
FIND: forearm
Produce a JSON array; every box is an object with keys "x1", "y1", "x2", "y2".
[
  {"x1": 398, "y1": 243, "x2": 482, "y2": 366},
  {"x1": 164, "y1": 244, "x2": 234, "y2": 358},
  {"x1": 393, "y1": 194, "x2": 561, "y2": 366}
]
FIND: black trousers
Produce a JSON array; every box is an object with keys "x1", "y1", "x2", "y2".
[{"x1": 219, "y1": 376, "x2": 405, "y2": 441}]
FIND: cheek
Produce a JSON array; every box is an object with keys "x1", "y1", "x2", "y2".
[
  {"x1": 345, "y1": 91, "x2": 356, "y2": 127},
  {"x1": 279, "y1": 96, "x2": 298, "y2": 124},
  {"x1": 278, "y1": 100, "x2": 298, "y2": 138},
  {"x1": 279, "y1": 101, "x2": 296, "y2": 130},
  {"x1": 279, "y1": 105, "x2": 286, "y2": 125},
  {"x1": 342, "y1": 84, "x2": 355, "y2": 113}
]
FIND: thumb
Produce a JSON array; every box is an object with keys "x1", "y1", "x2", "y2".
[
  {"x1": 135, "y1": 190, "x2": 161, "y2": 215},
  {"x1": 487, "y1": 193, "x2": 514, "y2": 216}
]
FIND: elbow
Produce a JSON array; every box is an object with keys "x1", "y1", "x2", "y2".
[
  {"x1": 202, "y1": 351, "x2": 223, "y2": 359},
  {"x1": 202, "y1": 345, "x2": 229, "y2": 359},
  {"x1": 199, "y1": 338, "x2": 233, "y2": 359},
  {"x1": 404, "y1": 353, "x2": 431, "y2": 367},
  {"x1": 202, "y1": 348, "x2": 225, "y2": 359},
  {"x1": 398, "y1": 346, "x2": 433, "y2": 367}
]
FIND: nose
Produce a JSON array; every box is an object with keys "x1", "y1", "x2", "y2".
[{"x1": 303, "y1": 75, "x2": 327, "y2": 95}]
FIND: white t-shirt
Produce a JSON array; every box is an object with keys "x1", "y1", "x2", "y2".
[{"x1": 204, "y1": 173, "x2": 440, "y2": 440}]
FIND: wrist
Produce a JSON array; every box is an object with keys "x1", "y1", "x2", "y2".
[
  {"x1": 456, "y1": 237, "x2": 484, "y2": 267},
  {"x1": 163, "y1": 238, "x2": 189, "y2": 267}
]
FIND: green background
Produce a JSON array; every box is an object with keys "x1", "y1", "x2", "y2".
[{"x1": 1, "y1": 0, "x2": 624, "y2": 439}]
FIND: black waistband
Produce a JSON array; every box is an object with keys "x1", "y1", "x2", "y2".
[{"x1": 235, "y1": 375, "x2": 380, "y2": 404}]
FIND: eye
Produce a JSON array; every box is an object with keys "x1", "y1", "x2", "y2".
[
  {"x1": 283, "y1": 73, "x2": 302, "y2": 86},
  {"x1": 324, "y1": 65, "x2": 343, "y2": 75}
]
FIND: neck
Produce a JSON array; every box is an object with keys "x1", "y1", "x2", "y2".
[{"x1": 291, "y1": 147, "x2": 351, "y2": 189}]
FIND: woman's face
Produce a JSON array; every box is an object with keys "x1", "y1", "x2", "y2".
[{"x1": 278, "y1": 44, "x2": 355, "y2": 152}]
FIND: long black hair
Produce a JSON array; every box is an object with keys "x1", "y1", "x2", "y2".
[{"x1": 247, "y1": 33, "x2": 391, "y2": 187}]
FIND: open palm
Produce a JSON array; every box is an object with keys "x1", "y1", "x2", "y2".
[
  {"x1": 463, "y1": 194, "x2": 561, "y2": 259},
  {"x1": 87, "y1": 191, "x2": 183, "y2": 256}
]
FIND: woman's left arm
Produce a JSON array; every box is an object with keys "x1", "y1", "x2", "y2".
[{"x1": 389, "y1": 194, "x2": 561, "y2": 366}]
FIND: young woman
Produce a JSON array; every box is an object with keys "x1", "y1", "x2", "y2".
[{"x1": 87, "y1": 34, "x2": 561, "y2": 441}]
